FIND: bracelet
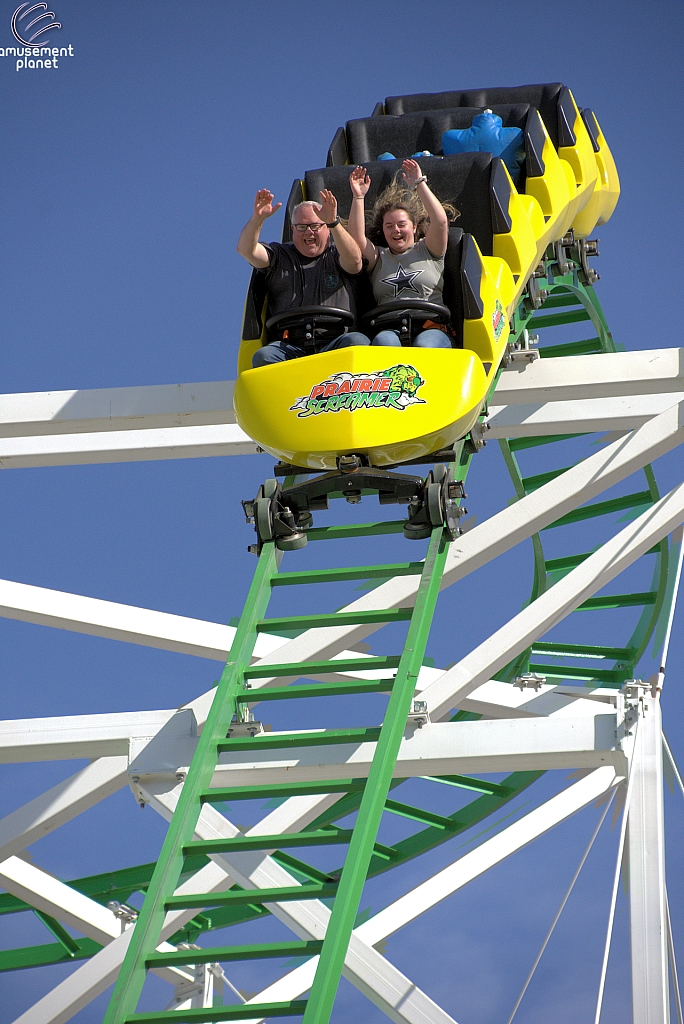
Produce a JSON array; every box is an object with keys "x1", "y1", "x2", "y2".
[
  {"x1": 352, "y1": 195, "x2": 365, "y2": 200},
  {"x1": 326, "y1": 217, "x2": 341, "y2": 229},
  {"x1": 412, "y1": 175, "x2": 428, "y2": 189}
]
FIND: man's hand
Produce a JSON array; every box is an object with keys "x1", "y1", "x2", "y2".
[
  {"x1": 254, "y1": 189, "x2": 282, "y2": 220},
  {"x1": 349, "y1": 166, "x2": 371, "y2": 198},
  {"x1": 318, "y1": 189, "x2": 338, "y2": 225},
  {"x1": 401, "y1": 159, "x2": 422, "y2": 187}
]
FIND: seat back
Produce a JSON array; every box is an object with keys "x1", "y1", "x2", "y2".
[
  {"x1": 384, "y1": 83, "x2": 565, "y2": 147},
  {"x1": 341, "y1": 105, "x2": 530, "y2": 166}
]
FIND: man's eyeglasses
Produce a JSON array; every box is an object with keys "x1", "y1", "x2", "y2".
[{"x1": 292, "y1": 222, "x2": 327, "y2": 233}]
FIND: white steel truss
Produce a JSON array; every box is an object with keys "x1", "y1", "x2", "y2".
[{"x1": 0, "y1": 348, "x2": 682, "y2": 1023}]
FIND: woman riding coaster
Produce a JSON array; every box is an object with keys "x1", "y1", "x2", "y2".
[{"x1": 348, "y1": 159, "x2": 458, "y2": 348}]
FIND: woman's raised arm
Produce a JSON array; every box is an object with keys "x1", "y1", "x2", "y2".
[
  {"x1": 348, "y1": 166, "x2": 378, "y2": 269},
  {"x1": 402, "y1": 159, "x2": 448, "y2": 259}
]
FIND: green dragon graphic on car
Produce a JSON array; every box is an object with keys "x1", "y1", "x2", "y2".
[{"x1": 289, "y1": 365, "x2": 426, "y2": 418}]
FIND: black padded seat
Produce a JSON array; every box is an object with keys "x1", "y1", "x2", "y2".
[
  {"x1": 384, "y1": 84, "x2": 566, "y2": 148},
  {"x1": 302, "y1": 153, "x2": 496, "y2": 257},
  {"x1": 342, "y1": 104, "x2": 530, "y2": 166}
]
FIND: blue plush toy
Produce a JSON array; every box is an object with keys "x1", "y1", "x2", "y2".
[
  {"x1": 442, "y1": 110, "x2": 525, "y2": 181},
  {"x1": 377, "y1": 150, "x2": 432, "y2": 161}
]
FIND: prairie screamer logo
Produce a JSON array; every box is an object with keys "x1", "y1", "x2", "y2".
[{"x1": 290, "y1": 365, "x2": 426, "y2": 419}]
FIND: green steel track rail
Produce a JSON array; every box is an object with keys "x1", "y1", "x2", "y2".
[{"x1": 103, "y1": 514, "x2": 456, "y2": 1022}]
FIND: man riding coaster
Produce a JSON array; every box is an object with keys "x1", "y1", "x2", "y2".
[{"x1": 237, "y1": 188, "x2": 371, "y2": 366}]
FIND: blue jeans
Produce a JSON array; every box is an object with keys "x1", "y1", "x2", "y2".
[
  {"x1": 371, "y1": 328, "x2": 452, "y2": 349},
  {"x1": 252, "y1": 331, "x2": 370, "y2": 367}
]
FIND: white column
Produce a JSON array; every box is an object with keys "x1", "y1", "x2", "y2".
[{"x1": 627, "y1": 688, "x2": 669, "y2": 1023}]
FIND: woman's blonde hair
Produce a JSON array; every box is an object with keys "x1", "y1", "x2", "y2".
[{"x1": 366, "y1": 177, "x2": 459, "y2": 246}]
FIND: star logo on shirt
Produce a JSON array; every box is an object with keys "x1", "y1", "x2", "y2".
[{"x1": 381, "y1": 264, "x2": 422, "y2": 297}]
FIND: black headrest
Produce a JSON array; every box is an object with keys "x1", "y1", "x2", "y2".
[
  {"x1": 385, "y1": 84, "x2": 564, "y2": 147},
  {"x1": 304, "y1": 152, "x2": 495, "y2": 255},
  {"x1": 342, "y1": 105, "x2": 530, "y2": 166}
]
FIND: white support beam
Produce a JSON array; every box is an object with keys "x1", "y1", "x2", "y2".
[
  {"x1": 201, "y1": 716, "x2": 624, "y2": 788},
  {"x1": 0, "y1": 757, "x2": 128, "y2": 863},
  {"x1": 0, "y1": 856, "x2": 122, "y2": 943},
  {"x1": 0, "y1": 423, "x2": 257, "y2": 469},
  {"x1": 12, "y1": 859, "x2": 238, "y2": 1024},
  {"x1": 420, "y1": 479, "x2": 684, "y2": 721},
  {"x1": 0, "y1": 381, "x2": 238, "y2": 438},
  {"x1": 487, "y1": 393, "x2": 684, "y2": 439},
  {"x1": 0, "y1": 709, "x2": 176, "y2": 763},
  {"x1": 494, "y1": 348, "x2": 684, "y2": 405},
  {"x1": 0, "y1": 399, "x2": 680, "y2": 666},
  {"x1": 628, "y1": 693, "x2": 669, "y2": 1023}
]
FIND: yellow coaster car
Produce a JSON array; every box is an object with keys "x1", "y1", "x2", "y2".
[
  {"x1": 235, "y1": 231, "x2": 514, "y2": 472},
  {"x1": 235, "y1": 83, "x2": 619, "y2": 547}
]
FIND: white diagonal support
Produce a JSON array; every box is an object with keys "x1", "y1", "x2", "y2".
[
  {"x1": 11, "y1": 859, "x2": 237, "y2": 1024},
  {"x1": 0, "y1": 757, "x2": 128, "y2": 862},
  {"x1": 355, "y1": 765, "x2": 620, "y2": 946},
  {"x1": 143, "y1": 781, "x2": 460, "y2": 1024},
  {"x1": 420, "y1": 479, "x2": 684, "y2": 721}
]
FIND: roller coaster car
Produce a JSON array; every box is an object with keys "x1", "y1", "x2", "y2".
[
  {"x1": 235, "y1": 216, "x2": 514, "y2": 546},
  {"x1": 235, "y1": 84, "x2": 618, "y2": 548}
]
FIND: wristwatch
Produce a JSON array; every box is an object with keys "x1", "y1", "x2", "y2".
[{"x1": 326, "y1": 218, "x2": 341, "y2": 229}]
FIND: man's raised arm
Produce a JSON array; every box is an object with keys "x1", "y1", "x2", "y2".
[
  {"x1": 318, "y1": 189, "x2": 363, "y2": 275},
  {"x1": 236, "y1": 189, "x2": 282, "y2": 269}
]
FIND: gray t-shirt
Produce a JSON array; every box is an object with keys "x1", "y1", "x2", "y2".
[{"x1": 370, "y1": 238, "x2": 445, "y2": 306}]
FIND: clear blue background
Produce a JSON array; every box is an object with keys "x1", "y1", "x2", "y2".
[{"x1": 1, "y1": 1, "x2": 683, "y2": 1021}]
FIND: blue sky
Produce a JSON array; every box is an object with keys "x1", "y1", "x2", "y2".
[{"x1": 1, "y1": 1, "x2": 684, "y2": 1021}]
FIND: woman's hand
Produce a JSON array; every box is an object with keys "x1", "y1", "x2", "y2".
[
  {"x1": 349, "y1": 165, "x2": 371, "y2": 198},
  {"x1": 253, "y1": 189, "x2": 282, "y2": 220},
  {"x1": 401, "y1": 159, "x2": 422, "y2": 188},
  {"x1": 318, "y1": 189, "x2": 338, "y2": 225}
]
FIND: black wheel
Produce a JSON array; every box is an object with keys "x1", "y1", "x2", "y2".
[
  {"x1": 255, "y1": 496, "x2": 273, "y2": 543},
  {"x1": 426, "y1": 482, "x2": 445, "y2": 528}
]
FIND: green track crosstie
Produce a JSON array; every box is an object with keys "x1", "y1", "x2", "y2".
[{"x1": 103, "y1": 518, "x2": 452, "y2": 1023}]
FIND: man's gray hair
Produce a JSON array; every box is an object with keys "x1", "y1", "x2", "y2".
[{"x1": 292, "y1": 200, "x2": 323, "y2": 220}]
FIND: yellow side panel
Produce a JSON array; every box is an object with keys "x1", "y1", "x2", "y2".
[
  {"x1": 571, "y1": 115, "x2": 620, "y2": 237},
  {"x1": 462, "y1": 247, "x2": 513, "y2": 367},
  {"x1": 524, "y1": 135, "x2": 574, "y2": 249},
  {"x1": 238, "y1": 340, "x2": 263, "y2": 375},
  {"x1": 560, "y1": 92, "x2": 599, "y2": 228},
  {"x1": 491, "y1": 164, "x2": 539, "y2": 284},
  {"x1": 234, "y1": 347, "x2": 488, "y2": 470}
]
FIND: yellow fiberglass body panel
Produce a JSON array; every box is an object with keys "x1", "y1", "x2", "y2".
[
  {"x1": 523, "y1": 120, "x2": 574, "y2": 251},
  {"x1": 491, "y1": 164, "x2": 541, "y2": 288},
  {"x1": 233, "y1": 347, "x2": 487, "y2": 470},
  {"x1": 560, "y1": 92, "x2": 599, "y2": 229},
  {"x1": 572, "y1": 117, "x2": 621, "y2": 237},
  {"x1": 462, "y1": 249, "x2": 513, "y2": 372}
]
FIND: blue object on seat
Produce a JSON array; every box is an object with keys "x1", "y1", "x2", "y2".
[
  {"x1": 377, "y1": 152, "x2": 396, "y2": 160},
  {"x1": 412, "y1": 150, "x2": 432, "y2": 157},
  {"x1": 442, "y1": 111, "x2": 525, "y2": 181}
]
